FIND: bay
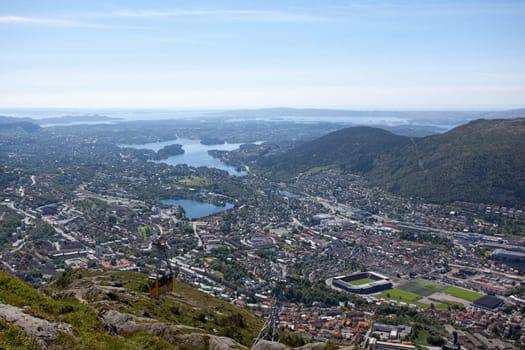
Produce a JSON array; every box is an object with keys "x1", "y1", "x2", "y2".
[
  {"x1": 120, "y1": 137, "x2": 247, "y2": 176},
  {"x1": 161, "y1": 199, "x2": 234, "y2": 220}
]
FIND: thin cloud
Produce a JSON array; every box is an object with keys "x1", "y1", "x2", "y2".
[
  {"x1": 142, "y1": 36, "x2": 210, "y2": 44},
  {"x1": 0, "y1": 15, "x2": 74, "y2": 25},
  {"x1": 329, "y1": 1, "x2": 525, "y2": 17},
  {"x1": 0, "y1": 15, "x2": 140, "y2": 29},
  {"x1": 113, "y1": 9, "x2": 333, "y2": 22},
  {"x1": 0, "y1": 9, "x2": 333, "y2": 27}
]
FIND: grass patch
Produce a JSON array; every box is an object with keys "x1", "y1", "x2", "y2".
[
  {"x1": 0, "y1": 319, "x2": 40, "y2": 350},
  {"x1": 413, "y1": 328, "x2": 431, "y2": 346},
  {"x1": 377, "y1": 288, "x2": 444, "y2": 309},
  {"x1": 378, "y1": 288, "x2": 420, "y2": 303},
  {"x1": 442, "y1": 286, "x2": 483, "y2": 302},
  {"x1": 1, "y1": 270, "x2": 156, "y2": 349},
  {"x1": 349, "y1": 278, "x2": 374, "y2": 286},
  {"x1": 1, "y1": 269, "x2": 262, "y2": 348},
  {"x1": 304, "y1": 165, "x2": 334, "y2": 176},
  {"x1": 398, "y1": 279, "x2": 446, "y2": 297},
  {"x1": 88, "y1": 270, "x2": 263, "y2": 346},
  {"x1": 180, "y1": 176, "x2": 211, "y2": 187}
]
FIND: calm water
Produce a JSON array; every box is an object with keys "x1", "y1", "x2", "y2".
[
  {"x1": 279, "y1": 190, "x2": 300, "y2": 198},
  {"x1": 120, "y1": 138, "x2": 247, "y2": 176},
  {"x1": 161, "y1": 199, "x2": 234, "y2": 219}
]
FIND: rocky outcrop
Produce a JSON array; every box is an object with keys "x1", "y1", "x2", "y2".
[
  {"x1": 0, "y1": 303, "x2": 72, "y2": 348},
  {"x1": 252, "y1": 340, "x2": 289, "y2": 350},
  {"x1": 252, "y1": 340, "x2": 344, "y2": 350},
  {"x1": 100, "y1": 309, "x2": 247, "y2": 349}
]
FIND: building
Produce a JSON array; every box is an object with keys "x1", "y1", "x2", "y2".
[
  {"x1": 473, "y1": 295, "x2": 504, "y2": 310},
  {"x1": 371, "y1": 323, "x2": 412, "y2": 341},
  {"x1": 368, "y1": 338, "x2": 416, "y2": 350},
  {"x1": 332, "y1": 271, "x2": 393, "y2": 294},
  {"x1": 492, "y1": 248, "x2": 525, "y2": 262}
]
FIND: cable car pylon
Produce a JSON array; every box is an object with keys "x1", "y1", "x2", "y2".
[{"x1": 252, "y1": 262, "x2": 286, "y2": 348}]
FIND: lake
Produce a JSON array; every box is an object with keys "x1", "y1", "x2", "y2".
[
  {"x1": 161, "y1": 199, "x2": 234, "y2": 219},
  {"x1": 120, "y1": 137, "x2": 247, "y2": 176}
]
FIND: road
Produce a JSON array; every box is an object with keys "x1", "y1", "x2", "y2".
[
  {"x1": 1, "y1": 261, "x2": 15, "y2": 273},
  {"x1": 3, "y1": 201, "x2": 36, "y2": 219},
  {"x1": 142, "y1": 241, "x2": 153, "y2": 252},
  {"x1": 41, "y1": 216, "x2": 77, "y2": 242},
  {"x1": 193, "y1": 221, "x2": 204, "y2": 248}
]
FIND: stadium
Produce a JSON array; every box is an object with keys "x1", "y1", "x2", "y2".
[{"x1": 332, "y1": 271, "x2": 392, "y2": 294}]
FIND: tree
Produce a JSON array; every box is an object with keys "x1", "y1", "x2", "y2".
[{"x1": 427, "y1": 335, "x2": 445, "y2": 346}]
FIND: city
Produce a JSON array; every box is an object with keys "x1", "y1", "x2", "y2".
[{"x1": 1, "y1": 117, "x2": 524, "y2": 349}]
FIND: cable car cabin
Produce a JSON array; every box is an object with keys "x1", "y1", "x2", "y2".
[{"x1": 147, "y1": 268, "x2": 173, "y2": 297}]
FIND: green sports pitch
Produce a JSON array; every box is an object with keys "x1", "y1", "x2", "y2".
[
  {"x1": 442, "y1": 286, "x2": 483, "y2": 302},
  {"x1": 348, "y1": 277, "x2": 374, "y2": 286},
  {"x1": 398, "y1": 279, "x2": 446, "y2": 296},
  {"x1": 378, "y1": 279, "x2": 484, "y2": 308},
  {"x1": 378, "y1": 288, "x2": 420, "y2": 302}
]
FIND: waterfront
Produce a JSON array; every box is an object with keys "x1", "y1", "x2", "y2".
[
  {"x1": 161, "y1": 199, "x2": 234, "y2": 219},
  {"x1": 121, "y1": 137, "x2": 247, "y2": 176}
]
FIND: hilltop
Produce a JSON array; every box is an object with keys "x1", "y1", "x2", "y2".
[
  {"x1": 257, "y1": 118, "x2": 525, "y2": 206},
  {"x1": 258, "y1": 126, "x2": 411, "y2": 178},
  {"x1": 369, "y1": 118, "x2": 525, "y2": 205},
  {"x1": 0, "y1": 269, "x2": 262, "y2": 349}
]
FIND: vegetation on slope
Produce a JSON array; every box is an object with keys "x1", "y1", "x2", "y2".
[
  {"x1": 0, "y1": 269, "x2": 263, "y2": 349},
  {"x1": 258, "y1": 126, "x2": 410, "y2": 180},
  {"x1": 369, "y1": 118, "x2": 525, "y2": 205},
  {"x1": 0, "y1": 319, "x2": 40, "y2": 350},
  {"x1": 258, "y1": 118, "x2": 525, "y2": 206}
]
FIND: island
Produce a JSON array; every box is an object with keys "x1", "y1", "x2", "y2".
[
  {"x1": 153, "y1": 144, "x2": 184, "y2": 160},
  {"x1": 200, "y1": 137, "x2": 225, "y2": 145}
]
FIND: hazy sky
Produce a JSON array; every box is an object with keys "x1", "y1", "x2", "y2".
[{"x1": 1, "y1": 0, "x2": 524, "y2": 109}]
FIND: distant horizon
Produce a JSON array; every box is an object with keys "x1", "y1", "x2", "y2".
[{"x1": 1, "y1": 104, "x2": 524, "y2": 116}]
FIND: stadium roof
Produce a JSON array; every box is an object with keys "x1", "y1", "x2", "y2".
[{"x1": 473, "y1": 295, "x2": 503, "y2": 310}]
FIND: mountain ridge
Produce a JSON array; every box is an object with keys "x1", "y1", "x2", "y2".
[{"x1": 257, "y1": 118, "x2": 525, "y2": 206}]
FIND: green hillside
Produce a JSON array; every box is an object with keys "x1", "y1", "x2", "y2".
[
  {"x1": 369, "y1": 118, "x2": 525, "y2": 205},
  {"x1": 257, "y1": 118, "x2": 525, "y2": 206},
  {"x1": 0, "y1": 269, "x2": 262, "y2": 349},
  {"x1": 258, "y1": 126, "x2": 410, "y2": 179}
]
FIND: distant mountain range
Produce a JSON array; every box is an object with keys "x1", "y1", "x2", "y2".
[
  {"x1": 34, "y1": 115, "x2": 121, "y2": 125},
  {"x1": 0, "y1": 116, "x2": 41, "y2": 133},
  {"x1": 0, "y1": 115, "x2": 120, "y2": 127},
  {"x1": 258, "y1": 118, "x2": 525, "y2": 206},
  {"x1": 210, "y1": 107, "x2": 525, "y2": 124}
]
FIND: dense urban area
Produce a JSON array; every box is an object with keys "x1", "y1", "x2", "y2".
[{"x1": 1, "y1": 116, "x2": 524, "y2": 350}]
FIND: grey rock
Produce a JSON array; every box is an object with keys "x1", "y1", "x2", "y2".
[
  {"x1": 0, "y1": 302, "x2": 72, "y2": 349},
  {"x1": 100, "y1": 309, "x2": 247, "y2": 349}
]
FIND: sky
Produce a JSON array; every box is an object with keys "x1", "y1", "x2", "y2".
[{"x1": 1, "y1": 0, "x2": 524, "y2": 109}]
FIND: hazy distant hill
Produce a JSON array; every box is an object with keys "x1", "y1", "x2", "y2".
[
  {"x1": 259, "y1": 118, "x2": 525, "y2": 206},
  {"x1": 210, "y1": 107, "x2": 525, "y2": 126},
  {"x1": 34, "y1": 115, "x2": 121, "y2": 125},
  {"x1": 0, "y1": 116, "x2": 40, "y2": 133}
]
